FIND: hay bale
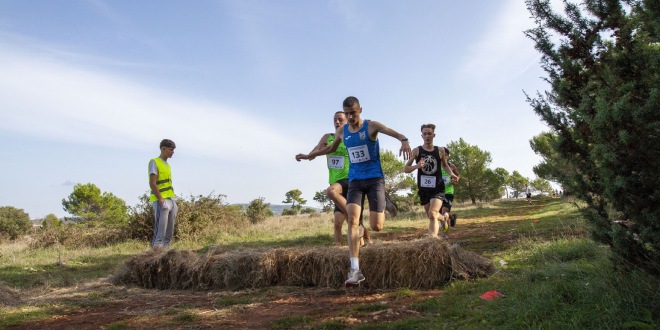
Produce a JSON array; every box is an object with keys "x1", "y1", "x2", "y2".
[
  {"x1": 0, "y1": 282, "x2": 20, "y2": 306},
  {"x1": 112, "y1": 248, "x2": 222, "y2": 290},
  {"x1": 450, "y1": 245, "x2": 496, "y2": 279},
  {"x1": 112, "y1": 239, "x2": 494, "y2": 290}
]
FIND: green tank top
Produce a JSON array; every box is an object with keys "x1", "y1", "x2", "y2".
[
  {"x1": 327, "y1": 134, "x2": 349, "y2": 184},
  {"x1": 441, "y1": 165, "x2": 454, "y2": 195}
]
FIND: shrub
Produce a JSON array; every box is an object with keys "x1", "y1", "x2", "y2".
[
  {"x1": 300, "y1": 207, "x2": 317, "y2": 214},
  {"x1": 127, "y1": 193, "x2": 247, "y2": 242},
  {"x1": 40, "y1": 213, "x2": 61, "y2": 230},
  {"x1": 281, "y1": 208, "x2": 297, "y2": 216},
  {"x1": 30, "y1": 222, "x2": 130, "y2": 249},
  {"x1": 29, "y1": 193, "x2": 249, "y2": 249},
  {"x1": 0, "y1": 206, "x2": 31, "y2": 241},
  {"x1": 245, "y1": 197, "x2": 273, "y2": 224}
]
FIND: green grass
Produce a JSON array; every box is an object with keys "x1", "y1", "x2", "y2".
[
  {"x1": 382, "y1": 238, "x2": 659, "y2": 329},
  {"x1": 213, "y1": 293, "x2": 261, "y2": 308},
  {"x1": 1, "y1": 198, "x2": 658, "y2": 329},
  {"x1": 0, "y1": 240, "x2": 145, "y2": 289},
  {"x1": 271, "y1": 315, "x2": 313, "y2": 329}
]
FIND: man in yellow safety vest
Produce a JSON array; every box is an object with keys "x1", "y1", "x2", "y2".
[{"x1": 148, "y1": 139, "x2": 177, "y2": 248}]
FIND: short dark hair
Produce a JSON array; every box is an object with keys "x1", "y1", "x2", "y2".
[
  {"x1": 334, "y1": 111, "x2": 346, "y2": 116},
  {"x1": 443, "y1": 147, "x2": 450, "y2": 156},
  {"x1": 160, "y1": 139, "x2": 176, "y2": 149},
  {"x1": 421, "y1": 123, "x2": 436, "y2": 132},
  {"x1": 342, "y1": 96, "x2": 360, "y2": 108}
]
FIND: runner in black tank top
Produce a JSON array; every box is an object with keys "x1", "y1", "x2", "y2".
[{"x1": 404, "y1": 124, "x2": 458, "y2": 238}]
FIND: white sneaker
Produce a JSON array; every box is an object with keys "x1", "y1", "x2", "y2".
[{"x1": 344, "y1": 268, "x2": 365, "y2": 287}]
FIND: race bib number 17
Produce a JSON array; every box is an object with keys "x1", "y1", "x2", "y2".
[{"x1": 348, "y1": 145, "x2": 371, "y2": 163}]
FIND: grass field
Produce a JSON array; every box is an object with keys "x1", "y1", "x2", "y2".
[{"x1": 1, "y1": 197, "x2": 658, "y2": 329}]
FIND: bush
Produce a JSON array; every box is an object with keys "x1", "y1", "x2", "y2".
[
  {"x1": 30, "y1": 222, "x2": 130, "y2": 249},
  {"x1": 28, "y1": 193, "x2": 249, "y2": 249},
  {"x1": 0, "y1": 206, "x2": 31, "y2": 241},
  {"x1": 127, "y1": 193, "x2": 247, "y2": 242},
  {"x1": 300, "y1": 207, "x2": 317, "y2": 214},
  {"x1": 281, "y1": 208, "x2": 297, "y2": 216},
  {"x1": 40, "y1": 214, "x2": 61, "y2": 230},
  {"x1": 245, "y1": 197, "x2": 273, "y2": 224}
]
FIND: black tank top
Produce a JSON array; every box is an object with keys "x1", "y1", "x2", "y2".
[{"x1": 415, "y1": 146, "x2": 445, "y2": 192}]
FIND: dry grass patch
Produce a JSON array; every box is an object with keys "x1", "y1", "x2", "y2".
[
  {"x1": 112, "y1": 238, "x2": 494, "y2": 290},
  {"x1": 0, "y1": 282, "x2": 20, "y2": 306}
]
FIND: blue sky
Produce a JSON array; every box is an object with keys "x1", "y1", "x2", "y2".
[{"x1": 0, "y1": 0, "x2": 559, "y2": 218}]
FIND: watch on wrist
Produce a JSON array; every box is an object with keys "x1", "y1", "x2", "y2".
[{"x1": 401, "y1": 138, "x2": 409, "y2": 142}]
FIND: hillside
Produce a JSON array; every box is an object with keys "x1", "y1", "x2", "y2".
[{"x1": 232, "y1": 203, "x2": 320, "y2": 215}]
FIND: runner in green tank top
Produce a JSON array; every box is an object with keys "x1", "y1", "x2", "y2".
[
  {"x1": 296, "y1": 111, "x2": 370, "y2": 246},
  {"x1": 326, "y1": 133, "x2": 349, "y2": 185},
  {"x1": 441, "y1": 147, "x2": 461, "y2": 227}
]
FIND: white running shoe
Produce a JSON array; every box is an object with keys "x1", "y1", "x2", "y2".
[{"x1": 344, "y1": 268, "x2": 365, "y2": 287}]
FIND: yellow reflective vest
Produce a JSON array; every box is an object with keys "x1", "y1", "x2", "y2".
[{"x1": 149, "y1": 157, "x2": 174, "y2": 202}]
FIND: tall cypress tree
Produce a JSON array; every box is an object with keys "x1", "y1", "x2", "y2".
[{"x1": 525, "y1": 0, "x2": 659, "y2": 273}]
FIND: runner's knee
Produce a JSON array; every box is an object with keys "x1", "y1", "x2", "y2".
[{"x1": 326, "y1": 185, "x2": 339, "y2": 198}]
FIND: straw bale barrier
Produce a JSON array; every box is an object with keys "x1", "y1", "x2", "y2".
[{"x1": 112, "y1": 238, "x2": 494, "y2": 290}]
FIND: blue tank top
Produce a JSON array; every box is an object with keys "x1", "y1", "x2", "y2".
[{"x1": 343, "y1": 120, "x2": 383, "y2": 180}]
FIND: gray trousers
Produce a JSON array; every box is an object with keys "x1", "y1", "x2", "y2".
[{"x1": 152, "y1": 199, "x2": 178, "y2": 247}]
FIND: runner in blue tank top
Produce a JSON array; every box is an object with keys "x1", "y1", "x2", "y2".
[
  {"x1": 295, "y1": 111, "x2": 371, "y2": 246},
  {"x1": 296, "y1": 96, "x2": 412, "y2": 287}
]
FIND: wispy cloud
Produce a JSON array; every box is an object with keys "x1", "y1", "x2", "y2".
[
  {"x1": 458, "y1": 0, "x2": 540, "y2": 88},
  {"x1": 329, "y1": 0, "x2": 374, "y2": 34},
  {"x1": 0, "y1": 44, "x2": 299, "y2": 162},
  {"x1": 85, "y1": 0, "x2": 168, "y2": 58},
  {"x1": 222, "y1": 2, "x2": 288, "y2": 85}
]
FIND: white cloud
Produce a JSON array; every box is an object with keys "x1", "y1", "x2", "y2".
[
  {"x1": 0, "y1": 47, "x2": 299, "y2": 163},
  {"x1": 458, "y1": 0, "x2": 540, "y2": 87}
]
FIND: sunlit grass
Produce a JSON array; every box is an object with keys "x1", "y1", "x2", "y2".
[{"x1": 0, "y1": 240, "x2": 146, "y2": 289}]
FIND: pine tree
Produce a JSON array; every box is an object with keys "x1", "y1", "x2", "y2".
[{"x1": 525, "y1": 0, "x2": 659, "y2": 273}]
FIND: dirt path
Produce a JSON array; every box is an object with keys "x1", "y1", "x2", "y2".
[{"x1": 12, "y1": 275, "x2": 443, "y2": 329}]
